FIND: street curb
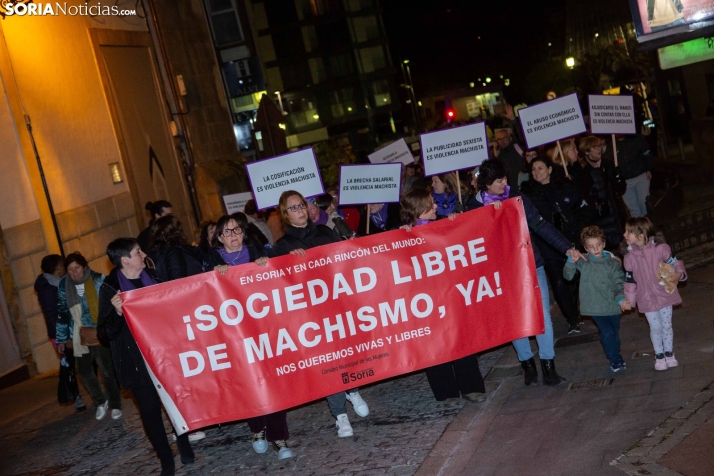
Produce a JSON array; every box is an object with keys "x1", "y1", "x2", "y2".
[{"x1": 610, "y1": 380, "x2": 714, "y2": 475}]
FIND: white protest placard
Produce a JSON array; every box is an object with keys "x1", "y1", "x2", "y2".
[
  {"x1": 338, "y1": 163, "x2": 402, "y2": 206},
  {"x1": 222, "y1": 192, "x2": 253, "y2": 214},
  {"x1": 518, "y1": 93, "x2": 587, "y2": 149},
  {"x1": 419, "y1": 122, "x2": 489, "y2": 176},
  {"x1": 589, "y1": 95, "x2": 637, "y2": 135},
  {"x1": 368, "y1": 138, "x2": 414, "y2": 165},
  {"x1": 246, "y1": 148, "x2": 324, "y2": 210}
]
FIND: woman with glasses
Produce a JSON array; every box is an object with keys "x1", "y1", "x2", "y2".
[
  {"x1": 273, "y1": 190, "x2": 371, "y2": 439},
  {"x1": 577, "y1": 136, "x2": 627, "y2": 249},
  {"x1": 400, "y1": 188, "x2": 486, "y2": 402},
  {"x1": 211, "y1": 214, "x2": 292, "y2": 459}
]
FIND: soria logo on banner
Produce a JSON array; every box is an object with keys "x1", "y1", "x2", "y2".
[{"x1": 0, "y1": 1, "x2": 137, "y2": 18}]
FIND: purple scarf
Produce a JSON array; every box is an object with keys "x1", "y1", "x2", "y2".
[
  {"x1": 481, "y1": 185, "x2": 511, "y2": 206},
  {"x1": 414, "y1": 219, "x2": 432, "y2": 227},
  {"x1": 218, "y1": 247, "x2": 250, "y2": 267},
  {"x1": 117, "y1": 269, "x2": 157, "y2": 292}
]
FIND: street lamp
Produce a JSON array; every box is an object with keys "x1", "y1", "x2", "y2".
[{"x1": 566, "y1": 57, "x2": 575, "y2": 68}]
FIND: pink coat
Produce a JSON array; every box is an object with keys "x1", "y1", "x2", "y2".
[{"x1": 623, "y1": 238, "x2": 686, "y2": 313}]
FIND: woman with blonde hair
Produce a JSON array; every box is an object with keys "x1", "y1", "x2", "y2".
[{"x1": 548, "y1": 139, "x2": 582, "y2": 180}]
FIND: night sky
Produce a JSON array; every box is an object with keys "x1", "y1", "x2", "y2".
[{"x1": 381, "y1": 0, "x2": 568, "y2": 103}]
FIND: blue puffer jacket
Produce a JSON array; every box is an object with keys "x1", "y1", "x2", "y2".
[
  {"x1": 56, "y1": 271, "x2": 105, "y2": 344},
  {"x1": 465, "y1": 189, "x2": 572, "y2": 268}
]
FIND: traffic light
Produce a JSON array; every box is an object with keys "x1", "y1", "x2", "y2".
[{"x1": 446, "y1": 109, "x2": 456, "y2": 121}]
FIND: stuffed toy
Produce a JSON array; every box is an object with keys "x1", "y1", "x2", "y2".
[{"x1": 657, "y1": 262, "x2": 678, "y2": 294}]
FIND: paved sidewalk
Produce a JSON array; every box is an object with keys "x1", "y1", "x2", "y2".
[{"x1": 417, "y1": 262, "x2": 714, "y2": 476}]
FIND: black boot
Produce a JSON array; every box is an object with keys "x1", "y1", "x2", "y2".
[
  {"x1": 541, "y1": 359, "x2": 564, "y2": 386},
  {"x1": 176, "y1": 433, "x2": 195, "y2": 464},
  {"x1": 520, "y1": 357, "x2": 538, "y2": 386}
]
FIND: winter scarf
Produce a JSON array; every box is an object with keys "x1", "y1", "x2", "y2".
[
  {"x1": 117, "y1": 269, "x2": 158, "y2": 292},
  {"x1": 66, "y1": 268, "x2": 99, "y2": 324},
  {"x1": 481, "y1": 185, "x2": 511, "y2": 206}
]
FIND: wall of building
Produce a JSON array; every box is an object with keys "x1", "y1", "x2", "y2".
[
  {"x1": 683, "y1": 60, "x2": 714, "y2": 119},
  {"x1": 0, "y1": 2, "x2": 148, "y2": 374}
]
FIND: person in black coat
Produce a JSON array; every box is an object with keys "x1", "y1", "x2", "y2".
[
  {"x1": 272, "y1": 190, "x2": 371, "y2": 438},
  {"x1": 466, "y1": 160, "x2": 586, "y2": 386},
  {"x1": 577, "y1": 136, "x2": 627, "y2": 250},
  {"x1": 137, "y1": 200, "x2": 172, "y2": 252},
  {"x1": 521, "y1": 156, "x2": 592, "y2": 334},
  {"x1": 34, "y1": 254, "x2": 84, "y2": 410},
  {"x1": 98, "y1": 238, "x2": 194, "y2": 476},
  {"x1": 147, "y1": 216, "x2": 205, "y2": 282}
]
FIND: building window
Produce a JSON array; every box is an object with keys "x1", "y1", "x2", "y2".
[
  {"x1": 206, "y1": 0, "x2": 244, "y2": 46},
  {"x1": 281, "y1": 62, "x2": 313, "y2": 90},
  {"x1": 326, "y1": 53, "x2": 354, "y2": 78},
  {"x1": 358, "y1": 46, "x2": 386, "y2": 73},
  {"x1": 350, "y1": 15, "x2": 379, "y2": 43},
  {"x1": 309, "y1": 57, "x2": 326, "y2": 84},
  {"x1": 302, "y1": 26, "x2": 319, "y2": 52},
  {"x1": 286, "y1": 95, "x2": 321, "y2": 129},
  {"x1": 343, "y1": 0, "x2": 373, "y2": 11},
  {"x1": 264, "y1": 0, "x2": 299, "y2": 26},
  {"x1": 295, "y1": 0, "x2": 343, "y2": 18},
  {"x1": 273, "y1": 31, "x2": 305, "y2": 58},
  {"x1": 371, "y1": 79, "x2": 391, "y2": 106},
  {"x1": 329, "y1": 88, "x2": 356, "y2": 118}
]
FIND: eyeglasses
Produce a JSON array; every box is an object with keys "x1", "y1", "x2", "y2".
[
  {"x1": 221, "y1": 226, "x2": 243, "y2": 237},
  {"x1": 287, "y1": 203, "x2": 307, "y2": 213}
]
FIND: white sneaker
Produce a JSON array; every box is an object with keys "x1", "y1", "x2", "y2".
[
  {"x1": 111, "y1": 409, "x2": 122, "y2": 420},
  {"x1": 335, "y1": 413, "x2": 353, "y2": 437},
  {"x1": 346, "y1": 391, "x2": 369, "y2": 417},
  {"x1": 252, "y1": 429, "x2": 268, "y2": 453},
  {"x1": 95, "y1": 401, "x2": 109, "y2": 420}
]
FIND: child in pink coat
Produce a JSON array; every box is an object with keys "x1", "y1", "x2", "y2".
[{"x1": 621, "y1": 217, "x2": 687, "y2": 371}]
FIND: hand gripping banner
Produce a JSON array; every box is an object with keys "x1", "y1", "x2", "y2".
[{"x1": 121, "y1": 198, "x2": 544, "y2": 434}]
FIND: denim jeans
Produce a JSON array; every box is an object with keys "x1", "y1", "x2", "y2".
[
  {"x1": 592, "y1": 314, "x2": 623, "y2": 364},
  {"x1": 623, "y1": 172, "x2": 650, "y2": 217},
  {"x1": 326, "y1": 388, "x2": 358, "y2": 417},
  {"x1": 76, "y1": 345, "x2": 122, "y2": 409},
  {"x1": 512, "y1": 266, "x2": 555, "y2": 361}
]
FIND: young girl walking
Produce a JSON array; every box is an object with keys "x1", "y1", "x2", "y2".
[{"x1": 621, "y1": 217, "x2": 687, "y2": 371}]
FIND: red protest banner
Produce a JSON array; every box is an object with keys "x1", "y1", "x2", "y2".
[{"x1": 121, "y1": 198, "x2": 543, "y2": 434}]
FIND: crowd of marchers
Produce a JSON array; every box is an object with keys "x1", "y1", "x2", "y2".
[{"x1": 32, "y1": 103, "x2": 687, "y2": 475}]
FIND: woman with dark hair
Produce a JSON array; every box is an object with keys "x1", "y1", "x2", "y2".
[
  {"x1": 209, "y1": 214, "x2": 290, "y2": 459},
  {"x1": 56, "y1": 252, "x2": 122, "y2": 419},
  {"x1": 272, "y1": 190, "x2": 370, "y2": 438},
  {"x1": 137, "y1": 200, "x2": 172, "y2": 251},
  {"x1": 147, "y1": 216, "x2": 204, "y2": 282},
  {"x1": 35, "y1": 255, "x2": 84, "y2": 410},
  {"x1": 466, "y1": 160, "x2": 586, "y2": 386},
  {"x1": 314, "y1": 193, "x2": 357, "y2": 239},
  {"x1": 98, "y1": 238, "x2": 194, "y2": 476},
  {"x1": 431, "y1": 173, "x2": 461, "y2": 218},
  {"x1": 400, "y1": 189, "x2": 486, "y2": 402},
  {"x1": 521, "y1": 156, "x2": 592, "y2": 334},
  {"x1": 518, "y1": 149, "x2": 540, "y2": 187}
]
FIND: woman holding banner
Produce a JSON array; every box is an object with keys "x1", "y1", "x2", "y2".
[
  {"x1": 273, "y1": 190, "x2": 371, "y2": 438},
  {"x1": 466, "y1": 160, "x2": 586, "y2": 386},
  {"x1": 521, "y1": 156, "x2": 592, "y2": 334},
  {"x1": 211, "y1": 214, "x2": 293, "y2": 460},
  {"x1": 98, "y1": 238, "x2": 195, "y2": 476},
  {"x1": 400, "y1": 188, "x2": 487, "y2": 402}
]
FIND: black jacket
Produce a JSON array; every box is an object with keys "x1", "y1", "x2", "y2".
[
  {"x1": 578, "y1": 158, "x2": 627, "y2": 246},
  {"x1": 520, "y1": 179, "x2": 592, "y2": 260},
  {"x1": 465, "y1": 189, "x2": 572, "y2": 268},
  {"x1": 273, "y1": 220, "x2": 339, "y2": 255},
  {"x1": 148, "y1": 245, "x2": 204, "y2": 282},
  {"x1": 610, "y1": 135, "x2": 652, "y2": 181},
  {"x1": 34, "y1": 274, "x2": 59, "y2": 340},
  {"x1": 97, "y1": 268, "x2": 159, "y2": 389},
  {"x1": 496, "y1": 144, "x2": 524, "y2": 189}
]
